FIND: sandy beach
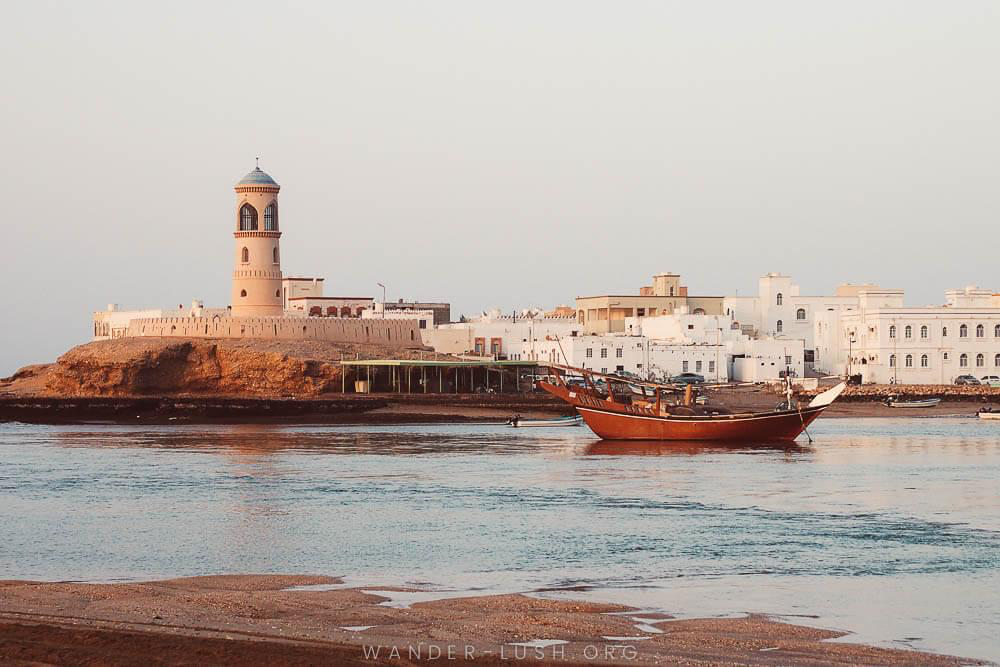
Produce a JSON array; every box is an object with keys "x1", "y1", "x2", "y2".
[{"x1": 0, "y1": 575, "x2": 981, "y2": 666}]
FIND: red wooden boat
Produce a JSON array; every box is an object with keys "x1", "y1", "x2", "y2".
[{"x1": 537, "y1": 368, "x2": 846, "y2": 442}]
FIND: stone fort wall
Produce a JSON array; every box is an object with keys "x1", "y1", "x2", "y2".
[{"x1": 124, "y1": 316, "x2": 424, "y2": 348}]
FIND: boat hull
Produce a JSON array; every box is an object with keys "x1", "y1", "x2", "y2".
[
  {"x1": 538, "y1": 381, "x2": 826, "y2": 442},
  {"x1": 575, "y1": 404, "x2": 826, "y2": 441}
]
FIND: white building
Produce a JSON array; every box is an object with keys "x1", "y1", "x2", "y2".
[
  {"x1": 724, "y1": 273, "x2": 883, "y2": 367},
  {"x1": 813, "y1": 286, "x2": 1000, "y2": 384},
  {"x1": 423, "y1": 310, "x2": 581, "y2": 359}
]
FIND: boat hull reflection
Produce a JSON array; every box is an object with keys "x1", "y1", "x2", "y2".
[{"x1": 584, "y1": 439, "x2": 808, "y2": 456}]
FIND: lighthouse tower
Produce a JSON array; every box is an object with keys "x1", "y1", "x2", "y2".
[{"x1": 231, "y1": 164, "x2": 283, "y2": 317}]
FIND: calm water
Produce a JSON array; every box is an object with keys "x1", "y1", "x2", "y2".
[{"x1": 1, "y1": 419, "x2": 998, "y2": 660}]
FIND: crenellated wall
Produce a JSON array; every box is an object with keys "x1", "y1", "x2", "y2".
[{"x1": 124, "y1": 316, "x2": 424, "y2": 348}]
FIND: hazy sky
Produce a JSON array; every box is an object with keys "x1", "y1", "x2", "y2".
[{"x1": 3, "y1": 1, "x2": 999, "y2": 374}]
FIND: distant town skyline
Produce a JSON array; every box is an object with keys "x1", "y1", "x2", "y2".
[{"x1": 3, "y1": 1, "x2": 999, "y2": 375}]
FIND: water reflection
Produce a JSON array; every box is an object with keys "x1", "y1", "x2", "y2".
[{"x1": 584, "y1": 440, "x2": 807, "y2": 457}]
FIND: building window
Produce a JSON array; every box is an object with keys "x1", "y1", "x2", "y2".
[
  {"x1": 682, "y1": 361, "x2": 689, "y2": 372},
  {"x1": 995, "y1": 353, "x2": 1000, "y2": 367},
  {"x1": 905, "y1": 354, "x2": 913, "y2": 368},
  {"x1": 889, "y1": 354, "x2": 896, "y2": 367},
  {"x1": 920, "y1": 325, "x2": 928, "y2": 339},
  {"x1": 600, "y1": 348, "x2": 608, "y2": 358},
  {"x1": 241, "y1": 247, "x2": 249, "y2": 263},
  {"x1": 785, "y1": 355, "x2": 792, "y2": 365},
  {"x1": 977, "y1": 353, "x2": 985, "y2": 367},
  {"x1": 944, "y1": 352, "x2": 949, "y2": 361},
  {"x1": 960, "y1": 324, "x2": 968, "y2": 338},
  {"x1": 921, "y1": 354, "x2": 929, "y2": 368},
  {"x1": 696, "y1": 360, "x2": 702, "y2": 372},
  {"x1": 239, "y1": 203, "x2": 258, "y2": 231},
  {"x1": 709, "y1": 360, "x2": 715, "y2": 373},
  {"x1": 960, "y1": 353, "x2": 968, "y2": 367},
  {"x1": 240, "y1": 289, "x2": 247, "y2": 297},
  {"x1": 776, "y1": 293, "x2": 783, "y2": 306},
  {"x1": 601, "y1": 367, "x2": 607, "y2": 374},
  {"x1": 264, "y1": 203, "x2": 277, "y2": 230},
  {"x1": 889, "y1": 325, "x2": 896, "y2": 339},
  {"x1": 995, "y1": 324, "x2": 1000, "y2": 337},
  {"x1": 796, "y1": 308, "x2": 806, "y2": 320},
  {"x1": 586, "y1": 348, "x2": 593, "y2": 358},
  {"x1": 776, "y1": 320, "x2": 783, "y2": 333},
  {"x1": 904, "y1": 325, "x2": 912, "y2": 339},
  {"x1": 275, "y1": 290, "x2": 281, "y2": 297},
  {"x1": 976, "y1": 324, "x2": 984, "y2": 338},
  {"x1": 419, "y1": 320, "x2": 427, "y2": 329},
  {"x1": 942, "y1": 326, "x2": 948, "y2": 337},
  {"x1": 273, "y1": 247, "x2": 279, "y2": 263},
  {"x1": 615, "y1": 348, "x2": 622, "y2": 358}
]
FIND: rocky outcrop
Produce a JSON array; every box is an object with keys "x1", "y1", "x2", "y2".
[{"x1": 2, "y1": 337, "x2": 432, "y2": 398}]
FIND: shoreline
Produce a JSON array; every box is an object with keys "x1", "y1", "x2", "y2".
[
  {"x1": 0, "y1": 397, "x2": 992, "y2": 425},
  {"x1": 0, "y1": 574, "x2": 982, "y2": 665}
]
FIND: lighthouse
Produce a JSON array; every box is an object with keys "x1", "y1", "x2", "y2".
[{"x1": 231, "y1": 164, "x2": 283, "y2": 317}]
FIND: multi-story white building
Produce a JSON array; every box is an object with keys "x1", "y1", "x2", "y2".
[
  {"x1": 724, "y1": 273, "x2": 883, "y2": 366},
  {"x1": 813, "y1": 286, "x2": 1000, "y2": 384},
  {"x1": 423, "y1": 310, "x2": 581, "y2": 359}
]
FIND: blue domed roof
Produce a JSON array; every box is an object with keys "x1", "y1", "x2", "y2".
[{"x1": 237, "y1": 166, "x2": 279, "y2": 187}]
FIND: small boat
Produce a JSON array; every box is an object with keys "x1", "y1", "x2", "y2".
[
  {"x1": 537, "y1": 366, "x2": 847, "y2": 442},
  {"x1": 507, "y1": 415, "x2": 583, "y2": 428},
  {"x1": 884, "y1": 396, "x2": 942, "y2": 408},
  {"x1": 978, "y1": 409, "x2": 1000, "y2": 420}
]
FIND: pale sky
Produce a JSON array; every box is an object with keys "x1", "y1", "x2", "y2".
[{"x1": 2, "y1": 1, "x2": 999, "y2": 375}]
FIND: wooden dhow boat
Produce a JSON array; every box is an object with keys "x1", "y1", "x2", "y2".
[{"x1": 537, "y1": 367, "x2": 847, "y2": 442}]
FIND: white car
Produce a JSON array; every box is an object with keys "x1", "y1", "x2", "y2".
[{"x1": 981, "y1": 375, "x2": 1000, "y2": 388}]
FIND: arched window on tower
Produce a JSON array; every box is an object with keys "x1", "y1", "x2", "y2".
[
  {"x1": 272, "y1": 247, "x2": 279, "y2": 263},
  {"x1": 776, "y1": 293, "x2": 783, "y2": 306},
  {"x1": 776, "y1": 319, "x2": 783, "y2": 333},
  {"x1": 796, "y1": 308, "x2": 806, "y2": 320},
  {"x1": 240, "y1": 289, "x2": 247, "y2": 297},
  {"x1": 264, "y1": 203, "x2": 277, "y2": 231},
  {"x1": 239, "y1": 204, "x2": 258, "y2": 231},
  {"x1": 241, "y1": 247, "x2": 249, "y2": 263}
]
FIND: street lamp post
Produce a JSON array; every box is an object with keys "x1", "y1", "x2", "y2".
[{"x1": 377, "y1": 283, "x2": 386, "y2": 318}]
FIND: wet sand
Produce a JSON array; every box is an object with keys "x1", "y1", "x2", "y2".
[{"x1": 0, "y1": 575, "x2": 979, "y2": 665}]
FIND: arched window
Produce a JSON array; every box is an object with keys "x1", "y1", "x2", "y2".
[
  {"x1": 995, "y1": 324, "x2": 1000, "y2": 337},
  {"x1": 905, "y1": 354, "x2": 913, "y2": 368},
  {"x1": 889, "y1": 325, "x2": 896, "y2": 339},
  {"x1": 976, "y1": 353, "x2": 985, "y2": 367},
  {"x1": 692, "y1": 308, "x2": 706, "y2": 315},
  {"x1": 960, "y1": 324, "x2": 968, "y2": 338},
  {"x1": 239, "y1": 204, "x2": 258, "y2": 231},
  {"x1": 776, "y1": 320, "x2": 783, "y2": 333},
  {"x1": 264, "y1": 203, "x2": 277, "y2": 231},
  {"x1": 889, "y1": 354, "x2": 896, "y2": 367},
  {"x1": 960, "y1": 353, "x2": 968, "y2": 367},
  {"x1": 241, "y1": 247, "x2": 249, "y2": 263},
  {"x1": 976, "y1": 324, "x2": 984, "y2": 338},
  {"x1": 309, "y1": 306, "x2": 322, "y2": 316},
  {"x1": 920, "y1": 325, "x2": 928, "y2": 339},
  {"x1": 921, "y1": 354, "x2": 929, "y2": 368},
  {"x1": 240, "y1": 289, "x2": 247, "y2": 297},
  {"x1": 272, "y1": 247, "x2": 279, "y2": 263},
  {"x1": 942, "y1": 326, "x2": 948, "y2": 337},
  {"x1": 275, "y1": 289, "x2": 281, "y2": 297},
  {"x1": 327, "y1": 306, "x2": 337, "y2": 316},
  {"x1": 796, "y1": 308, "x2": 806, "y2": 320},
  {"x1": 995, "y1": 353, "x2": 1000, "y2": 367},
  {"x1": 776, "y1": 293, "x2": 783, "y2": 306},
  {"x1": 904, "y1": 325, "x2": 912, "y2": 339}
]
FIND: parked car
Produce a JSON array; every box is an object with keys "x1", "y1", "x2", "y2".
[
  {"x1": 980, "y1": 375, "x2": 1000, "y2": 387},
  {"x1": 670, "y1": 372, "x2": 705, "y2": 385},
  {"x1": 954, "y1": 375, "x2": 981, "y2": 385}
]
